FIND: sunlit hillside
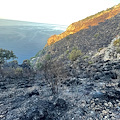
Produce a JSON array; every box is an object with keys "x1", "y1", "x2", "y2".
[{"x1": 46, "y1": 3, "x2": 120, "y2": 46}]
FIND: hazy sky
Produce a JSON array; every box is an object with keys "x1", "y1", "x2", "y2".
[{"x1": 0, "y1": 0, "x2": 120, "y2": 25}]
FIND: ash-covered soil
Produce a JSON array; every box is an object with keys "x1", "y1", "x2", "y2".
[{"x1": 0, "y1": 60, "x2": 120, "y2": 120}]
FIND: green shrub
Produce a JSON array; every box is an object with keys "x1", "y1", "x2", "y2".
[
  {"x1": 0, "y1": 48, "x2": 17, "y2": 64},
  {"x1": 68, "y1": 49, "x2": 82, "y2": 61},
  {"x1": 15, "y1": 67, "x2": 23, "y2": 76},
  {"x1": 113, "y1": 38, "x2": 120, "y2": 46},
  {"x1": 88, "y1": 61, "x2": 93, "y2": 64},
  {"x1": 98, "y1": 48, "x2": 103, "y2": 52},
  {"x1": 45, "y1": 54, "x2": 51, "y2": 61},
  {"x1": 65, "y1": 50, "x2": 69, "y2": 54},
  {"x1": 94, "y1": 33, "x2": 99, "y2": 38}
]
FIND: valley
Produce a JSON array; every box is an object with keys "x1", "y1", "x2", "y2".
[{"x1": 0, "y1": 19, "x2": 66, "y2": 63}]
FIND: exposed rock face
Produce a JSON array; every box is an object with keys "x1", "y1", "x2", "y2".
[
  {"x1": 93, "y1": 35, "x2": 120, "y2": 61},
  {"x1": 46, "y1": 4, "x2": 120, "y2": 46},
  {"x1": 103, "y1": 36, "x2": 120, "y2": 61}
]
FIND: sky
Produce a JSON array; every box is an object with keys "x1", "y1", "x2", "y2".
[{"x1": 0, "y1": 0, "x2": 120, "y2": 25}]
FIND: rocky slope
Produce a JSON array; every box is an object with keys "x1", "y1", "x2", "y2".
[
  {"x1": 0, "y1": 53, "x2": 120, "y2": 120},
  {"x1": 31, "y1": 12, "x2": 120, "y2": 67},
  {"x1": 1, "y1": 26, "x2": 120, "y2": 120},
  {"x1": 46, "y1": 3, "x2": 120, "y2": 46},
  {"x1": 1, "y1": 4, "x2": 120, "y2": 120}
]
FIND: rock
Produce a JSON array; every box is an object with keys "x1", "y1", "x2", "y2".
[
  {"x1": 102, "y1": 110, "x2": 108, "y2": 115},
  {"x1": 104, "y1": 71, "x2": 117, "y2": 79},
  {"x1": 114, "y1": 64, "x2": 120, "y2": 69},
  {"x1": 81, "y1": 100, "x2": 86, "y2": 107},
  {"x1": 88, "y1": 117, "x2": 93, "y2": 120},
  {"x1": 23, "y1": 109, "x2": 45, "y2": 120},
  {"x1": 104, "y1": 90, "x2": 120, "y2": 100},
  {"x1": 91, "y1": 103, "x2": 95, "y2": 108},
  {"x1": 104, "y1": 102, "x2": 108, "y2": 107},
  {"x1": 92, "y1": 91, "x2": 105, "y2": 99},
  {"x1": 94, "y1": 75, "x2": 100, "y2": 80},
  {"x1": 108, "y1": 102, "x2": 113, "y2": 108},
  {"x1": 55, "y1": 98, "x2": 67, "y2": 110},
  {"x1": 118, "y1": 102, "x2": 120, "y2": 107},
  {"x1": 111, "y1": 117, "x2": 116, "y2": 120},
  {"x1": 118, "y1": 83, "x2": 120, "y2": 87},
  {"x1": 28, "y1": 90, "x2": 39, "y2": 97},
  {"x1": 110, "y1": 72, "x2": 117, "y2": 79}
]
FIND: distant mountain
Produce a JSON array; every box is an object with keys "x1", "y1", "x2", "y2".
[
  {"x1": 46, "y1": 3, "x2": 120, "y2": 46},
  {"x1": 0, "y1": 19, "x2": 40, "y2": 26},
  {"x1": 0, "y1": 19, "x2": 66, "y2": 28},
  {"x1": 0, "y1": 19, "x2": 66, "y2": 63}
]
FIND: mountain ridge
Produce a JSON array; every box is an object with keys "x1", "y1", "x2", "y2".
[{"x1": 46, "y1": 3, "x2": 120, "y2": 46}]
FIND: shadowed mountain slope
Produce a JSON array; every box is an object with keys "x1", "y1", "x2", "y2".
[{"x1": 31, "y1": 12, "x2": 120, "y2": 66}]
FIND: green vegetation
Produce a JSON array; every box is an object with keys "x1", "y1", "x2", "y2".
[
  {"x1": 36, "y1": 62, "x2": 43, "y2": 70},
  {"x1": 72, "y1": 47, "x2": 78, "y2": 50},
  {"x1": 36, "y1": 54, "x2": 51, "y2": 70},
  {"x1": 106, "y1": 6, "x2": 114, "y2": 11},
  {"x1": 113, "y1": 38, "x2": 120, "y2": 46},
  {"x1": 0, "y1": 48, "x2": 17, "y2": 64},
  {"x1": 83, "y1": 56, "x2": 89, "y2": 59},
  {"x1": 88, "y1": 61, "x2": 93, "y2": 64},
  {"x1": 15, "y1": 67, "x2": 23, "y2": 75},
  {"x1": 45, "y1": 54, "x2": 51, "y2": 61},
  {"x1": 41, "y1": 49, "x2": 45, "y2": 55},
  {"x1": 116, "y1": 48, "x2": 120, "y2": 53},
  {"x1": 82, "y1": 10, "x2": 104, "y2": 21},
  {"x1": 68, "y1": 49, "x2": 82, "y2": 61},
  {"x1": 94, "y1": 33, "x2": 99, "y2": 38},
  {"x1": 81, "y1": 3, "x2": 119, "y2": 22},
  {"x1": 98, "y1": 47, "x2": 103, "y2": 52},
  {"x1": 65, "y1": 50, "x2": 69, "y2": 54}
]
